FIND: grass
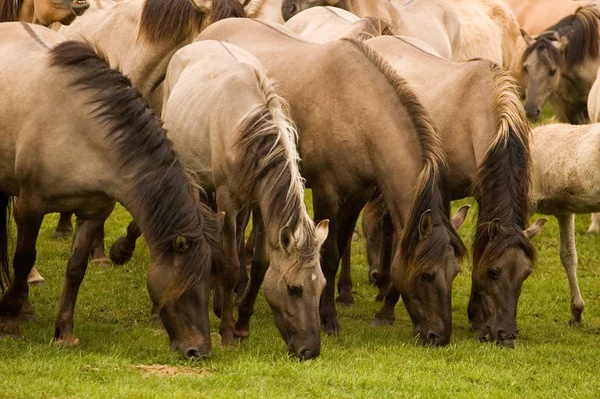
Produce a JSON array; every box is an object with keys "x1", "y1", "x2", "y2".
[{"x1": 1, "y1": 104, "x2": 600, "y2": 397}]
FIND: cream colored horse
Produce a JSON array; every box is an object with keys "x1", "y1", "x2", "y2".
[
  {"x1": 281, "y1": 0, "x2": 460, "y2": 60},
  {"x1": 0, "y1": 0, "x2": 89, "y2": 25},
  {"x1": 506, "y1": 0, "x2": 596, "y2": 36},
  {"x1": 242, "y1": 0, "x2": 284, "y2": 23},
  {"x1": 585, "y1": 69, "x2": 600, "y2": 233},
  {"x1": 285, "y1": 6, "x2": 393, "y2": 43},
  {"x1": 530, "y1": 122, "x2": 600, "y2": 325},
  {"x1": 161, "y1": 40, "x2": 329, "y2": 355}
]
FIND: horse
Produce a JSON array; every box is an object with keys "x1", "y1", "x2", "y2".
[
  {"x1": 281, "y1": 0, "x2": 460, "y2": 61},
  {"x1": 284, "y1": 6, "x2": 393, "y2": 43},
  {"x1": 520, "y1": 5, "x2": 600, "y2": 124},
  {"x1": 242, "y1": 0, "x2": 284, "y2": 23},
  {"x1": 353, "y1": 36, "x2": 544, "y2": 347},
  {"x1": 0, "y1": 0, "x2": 89, "y2": 25},
  {"x1": 529, "y1": 122, "x2": 600, "y2": 326},
  {"x1": 506, "y1": 0, "x2": 597, "y2": 36},
  {"x1": 198, "y1": 19, "x2": 466, "y2": 346},
  {"x1": 54, "y1": 0, "x2": 245, "y2": 259},
  {"x1": 0, "y1": 24, "x2": 223, "y2": 359}
]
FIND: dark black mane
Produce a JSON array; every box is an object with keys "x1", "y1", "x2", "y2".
[
  {"x1": 48, "y1": 40, "x2": 223, "y2": 303},
  {"x1": 0, "y1": 0, "x2": 22, "y2": 22}
]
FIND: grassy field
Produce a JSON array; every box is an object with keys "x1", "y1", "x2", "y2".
[{"x1": 2, "y1": 106, "x2": 600, "y2": 398}]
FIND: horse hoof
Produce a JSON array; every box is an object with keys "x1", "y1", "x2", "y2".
[
  {"x1": 0, "y1": 317, "x2": 20, "y2": 337},
  {"x1": 587, "y1": 226, "x2": 599, "y2": 234},
  {"x1": 52, "y1": 230, "x2": 72, "y2": 240},
  {"x1": 219, "y1": 331, "x2": 237, "y2": 347},
  {"x1": 335, "y1": 291, "x2": 355, "y2": 307},
  {"x1": 56, "y1": 333, "x2": 80, "y2": 347},
  {"x1": 569, "y1": 311, "x2": 583, "y2": 327},
  {"x1": 109, "y1": 239, "x2": 133, "y2": 265},
  {"x1": 321, "y1": 318, "x2": 340, "y2": 336},
  {"x1": 90, "y1": 257, "x2": 111, "y2": 267},
  {"x1": 371, "y1": 314, "x2": 394, "y2": 327},
  {"x1": 27, "y1": 269, "x2": 45, "y2": 286},
  {"x1": 233, "y1": 325, "x2": 250, "y2": 340}
]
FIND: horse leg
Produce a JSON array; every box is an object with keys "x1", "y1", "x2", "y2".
[
  {"x1": 556, "y1": 213, "x2": 585, "y2": 325},
  {"x1": 235, "y1": 209, "x2": 251, "y2": 300},
  {"x1": 373, "y1": 210, "x2": 394, "y2": 302},
  {"x1": 467, "y1": 281, "x2": 485, "y2": 331},
  {"x1": 372, "y1": 285, "x2": 399, "y2": 327},
  {"x1": 312, "y1": 185, "x2": 341, "y2": 335},
  {"x1": 0, "y1": 200, "x2": 43, "y2": 337},
  {"x1": 336, "y1": 233, "x2": 355, "y2": 307},
  {"x1": 53, "y1": 212, "x2": 73, "y2": 240},
  {"x1": 109, "y1": 219, "x2": 141, "y2": 265},
  {"x1": 55, "y1": 217, "x2": 105, "y2": 346},
  {"x1": 587, "y1": 213, "x2": 600, "y2": 234},
  {"x1": 362, "y1": 199, "x2": 383, "y2": 286},
  {"x1": 235, "y1": 208, "x2": 268, "y2": 339},
  {"x1": 89, "y1": 223, "x2": 110, "y2": 266}
]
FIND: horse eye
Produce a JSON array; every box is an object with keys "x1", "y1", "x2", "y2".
[
  {"x1": 549, "y1": 69, "x2": 557, "y2": 76},
  {"x1": 421, "y1": 272, "x2": 436, "y2": 283},
  {"x1": 487, "y1": 269, "x2": 499, "y2": 280},
  {"x1": 287, "y1": 284, "x2": 303, "y2": 297}
]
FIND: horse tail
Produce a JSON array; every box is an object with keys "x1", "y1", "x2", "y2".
[{"x1": 0, "y1": 192, "x2": 11, "y2": 293}]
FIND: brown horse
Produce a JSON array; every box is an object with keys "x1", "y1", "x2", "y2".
[
  {"x1": 0, "y1": 0, "x2": 89, "y2": 25},
  {"x1": 198, "y1": 19, "x2": 466, "y2": 345},
  {"x1": 0, "y1": 24, "x2": 222, "y2": 359},
  {"x1": 521, "y1": 5, "x2": 600, "y2": 123},
  {"x1": 356, "y1": 36, "x2": 544, "y2": 347},
  {"x1": 54, "y1": 0, "x2": 245, "y2": 258}
]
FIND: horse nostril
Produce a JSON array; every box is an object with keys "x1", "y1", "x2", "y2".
[
  {"x1": 297, "y1": 348, "x2": 319, "y2": 360},
  {"x1": 184, "y1": 348, "x2": 210, "y2": 359}
]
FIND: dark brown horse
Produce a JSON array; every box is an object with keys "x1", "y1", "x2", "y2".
[
  {"x1": 0, "y1": 25, "x2": 222, "y2": 358},
  {"x1": 0, "y1": 0, "x2": 89, "y2": 25}
]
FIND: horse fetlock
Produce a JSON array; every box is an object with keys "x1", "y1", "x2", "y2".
[
  {"x1": 0, "y1": 316, "x2": 21, "y2": 337},
  {"x1": 233, "y1": 319, "x2": 250, "y2": 339},
  {"x1": 570, "y1": 300, "x2": 584, "y2": 325},
  {"x1": 320, "y1": 314, "x2": 340, "y2": 335},
  {"x1": 335, "y1": 289, "x2": 355, "y2": 307},
  {"x1": 109, "y1": 237, "x2": 135, "y2": 264}
]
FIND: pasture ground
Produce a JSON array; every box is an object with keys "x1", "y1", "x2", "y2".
[{"x1": 1, "y1": 107, "x2": 600, "y2": 398}]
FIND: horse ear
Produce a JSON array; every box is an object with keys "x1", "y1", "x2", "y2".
[
  {"x1": 520, "y1": 29, "x2": 535, "y2": 47},
  {"x1": 173, "y1": 234, "x2": 189, "y2": 252},
  {"x1": 279, "y1": 226, "x2": 295, "y2": 253},
  {"x1": 488, "y1": 218, "x2": 501, "y2": 240},
  {"x1": 451, "y1": 205, "x2": 471, "y2": 230},
  {"x1": 524, "y1": 218, "x2": 547, "y2": 239},
  {"x1": 315, "y1": 219, "x2": 329, "y2": 247},
  {"x1": 188, "y1": 0, "x2": 210, "y2": 12},
  {"x1": 215, "y1": 212, "x2": 225, "y2": 234},
  {"x1": 419, "y1": 210, "x2": 433, "y2": 241}
]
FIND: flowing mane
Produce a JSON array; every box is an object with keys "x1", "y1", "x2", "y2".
[
  {"x1": 340, "y1": 38, "x2": 466, "y2": 278},
  {"x1": 48, "y1": 40, "x2": 223, "y2": 304},
  {"x1": 229, "y1": 48, "x2": 315, "y2": 257},
  {"x1": 137, "y1": 0, "x2": 245, "y2": 46},
  {"x1": 523, "y1": 5, "x2": 600, "y2": 69},
  {"x1": 0, "y1": 0, "x2": 22, "y2": 22},
  {"x1": 472, "y1": 60, "x2": 536, "y2": 277}
]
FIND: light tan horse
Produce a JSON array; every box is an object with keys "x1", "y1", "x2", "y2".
[
  {"x1": 520, "y1": 6, "x2": 600, "y2": 123},
  {"x1": 506, "y1": 0, "x2": 596, "y2": 36},
  {"x1": 284, "y1": 6, "x2": 393, "y2": 43},
  {"x1": 0, "y1": 24, "x2": 223, "y2": 358},
  {"x1": 0, "y1": 0, "x2": 89, "y2": 25},
  {"x1": 242, "y1": 0, "x2": 284, "y2": 23},
  {"x1": 199, "y1": 19, "x2": 467, "y2": 346},
  {"x1": 529, "y1": 122, "x2": 600, "y2": 325},
  {"x1": 281, "y1": 0, "x2": 460, "y2": 60},
  {"x1": 159, "y1": 40, "x2": 329, "y2": 356},
  {"x1": 361, "y1": 36, "x2": 544, "y2": 347},
  {"x1": 586, "y1": 69, "x2": 600, "y2": 233}
]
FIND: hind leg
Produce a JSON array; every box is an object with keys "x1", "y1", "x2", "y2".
[
  {"x1": 336, "y1": 233, "x2": 355, "y2": 307},
  {"x1": 53, "y1": 212, "x2": 73, "y2": 240},
  {"x1": 0, "y1": 198, "x2": 43, "y2": 337},
  {"x1": 557, "y1": 213, "x2": 585, "y2": 325},
  {"x1": 55, "y1": 217, "x2": 107, "y2": 346},
  {"x1": 235, "y1": 210, "x2": 251, "y2": 300}
]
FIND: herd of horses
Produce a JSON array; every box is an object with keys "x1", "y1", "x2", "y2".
[{"x1": 2, "y1": 0, "x2": 600, "y2": 361}]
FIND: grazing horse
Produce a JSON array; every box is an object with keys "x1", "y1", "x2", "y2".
[
  {"x1": 113, "y1": 40, "x2": 330, "y2": 357},
  {"x1": 506, "y1": 0, "x2": 597, "y2": 36},
  {"x1": 520, "y1": 6, "x2": 600, "y2": 123},
  {"x1": 54, "y1": 0, "x2": 245, "y2": 257},
  {"x1": 0, "y1": 24, "x2": 222, "y2": 358},
  {"x1": 281, "y1": 0, "x2": 460, "y2": 61},
  {"x1": 0, "y1": 0, "x2": 89, "y2": 25},
  {"x1": 199, "y1": 19, "x2": 466, "y2": 345},
  {"x1": 242, "y1": 0, "x2": 284, "y2": 23},
  {"x1": 529, "y1": 122, "x2": 600, "y2": 325},
  {"x1": 358, "y1": 36, "x2": 544, "y2": 347},
  {"x1": 284, "y1": 6, "x2": 393, "y2": 43}
]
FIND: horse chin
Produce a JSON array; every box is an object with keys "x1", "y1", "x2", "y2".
[{"x1": 71, "y1": 0, "x2": 90, "y2": 16}]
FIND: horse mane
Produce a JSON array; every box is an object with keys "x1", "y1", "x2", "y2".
[
  {"x1": 48, "y1": 40, "x2": 223, "y2": 305},
  {"x1": 0, "y1": 0, "x2": 22, "y2": 22},
  {"x1": 137, "y1": 0, "x2": 245, "y2": 46},
  {"x1": 230, "y1": 55, "x2": 316, "y2": 261},
  {"x1": 472, "y1": 60, "x2": 536, "y2": 277},
  {"x1": 340, "y1": 38, "x2": 466, "y2": 279},
  {"x1": 525, "y1": 5, "x2": 600, "y2": 69}
]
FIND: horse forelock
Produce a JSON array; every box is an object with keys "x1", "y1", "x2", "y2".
[
  {"x1": 0, "y1": 0, "x2": 22, "y2": 22},
  {"x1": 338, "y1": 38, "x2": 465, "y2": 278},
  {"x1": 48, "y1": 40, "x2": 222, "y2": 305},
  {"x1": 472, "y1": 62, "x2": 535, "y2": 272}
]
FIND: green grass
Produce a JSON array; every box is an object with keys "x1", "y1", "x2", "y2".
[{"x1": 1, "y1": 105, "x2": 600, "y2": 398}]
